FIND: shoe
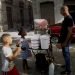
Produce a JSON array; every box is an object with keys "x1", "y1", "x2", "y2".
[{"x1": 61, "y1": 71, "x2": 71, "y2": 75}]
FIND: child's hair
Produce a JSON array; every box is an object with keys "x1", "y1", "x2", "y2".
[
  {"x1": 1, "y1": 33, "x2": 11, "y2": 43},
  {"x1": 18, "y1": 27, "x2": 27, "y2": 36}
]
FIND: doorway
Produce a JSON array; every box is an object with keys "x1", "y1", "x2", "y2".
[
  {"x1": 40, "y1": 1, "x2": 55, "y2": 25},
  {"x1": 6, "y1": 7, "x2": 13, "y2": 29},
  {"x1": 68, "y1": 5, "x2": 75, "y2": 24}
]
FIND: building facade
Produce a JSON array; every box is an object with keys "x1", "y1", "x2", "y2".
[
  {"x1": 32, "y1": 0, "x2": 75, "y2": 26},
  {"x1": 32, "y1": 0, "x2": 64, "y2": 26},
  {"x1": 0, "y1": 0, "x2": 34, "y2": 31},
  {"x1": 0, "y1": 0, "x2": 75, "y2": 31}
]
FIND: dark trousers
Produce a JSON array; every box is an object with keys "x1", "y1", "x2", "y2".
[
  {"x1": 23, "y1": 59, "x2": 28, "y2": 70},
  {"x1": 62, "y1": 46, "x2": 71, "y2": 73}
]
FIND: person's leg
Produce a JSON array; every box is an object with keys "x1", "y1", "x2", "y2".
[
  {"x1": 25, "y1": 59, "x2": 30, "y2": 69},
  {"x1": 61, "y1": 47, "x2": 66, "y2": 68},
  {"x1": 62, "y1": 46, "x2": 71, "y2": 74},
  {"x1": 23, "y1": 59, "x2": 29, "y2": 73},
  {"x1": 64, "y1": 46, "x2": 71, "y2": 73},
  {"x1": 23, "y1": 59, "x2": 26, "y2": 72}
]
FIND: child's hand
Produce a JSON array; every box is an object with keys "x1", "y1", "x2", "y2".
[
  {"x1": 16, "y1": 47, "x2": 21, "y2": 55},
  {"x1": 16, "y1": 44, "x2": 20, "y2": 47},
  {"x1": 16, "y1": 41, "x2": 22, "y2": 47}
]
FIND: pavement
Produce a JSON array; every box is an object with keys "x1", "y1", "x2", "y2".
[
  {"x1": 0, "y1": 32, "x2": 75, "y2": 75},
  {"x1": 9, "y1": 44, "x2": 75, "y2": 75}
]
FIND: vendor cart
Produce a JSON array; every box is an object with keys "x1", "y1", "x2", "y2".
[
  {"x1": 29, "y1": 19, "x2": 54, "y2": 75},
  {"x1": 33, "y1": 19, "x2": 54, "y2": 58}
]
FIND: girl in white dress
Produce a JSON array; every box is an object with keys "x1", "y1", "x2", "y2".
[{"x1": 18, "y1": 29, "x2": 31, "y2": 73}]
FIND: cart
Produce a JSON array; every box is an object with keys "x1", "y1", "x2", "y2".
[{"x1": 30, "y1": 19, "x2": 54, "y2": 75}]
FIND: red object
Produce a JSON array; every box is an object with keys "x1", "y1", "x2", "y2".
[
  {"x1": 49, "y1": 23, "x2": 75, "y2": 42},
  {"x1": 2, "y1": 67, "x2": 20, "y2": 75},
  {"x1": 49, "y1": 25, "x2": 61, "y2": 37}
]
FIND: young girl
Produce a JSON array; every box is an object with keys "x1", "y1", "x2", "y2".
[
  {"x1": 18, "y1": 28, "x2": 31, "y2": 73},
  {"x1": 1, "y1": 34, "x2": 21, "y2": 75}
]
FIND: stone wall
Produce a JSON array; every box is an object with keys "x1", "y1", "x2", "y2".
[{"x1": 0, "y1": 0, "x2": 33, "y2": 31}]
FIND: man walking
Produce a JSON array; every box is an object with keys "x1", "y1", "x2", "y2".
[{"x1": 57, "y1": 5, "x2": 74, "y2": 75}]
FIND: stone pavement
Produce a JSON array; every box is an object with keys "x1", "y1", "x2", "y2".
[{"x1": 9, "y1": 44, "x2": 75, "y2": 75}]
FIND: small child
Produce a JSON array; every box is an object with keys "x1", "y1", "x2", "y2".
[
  {"x1": 18, "y1": 28, "x2": 31, "y2": 73},
  {"x1": 1, "y1": 34, "x2": 21, "y2": 75}
]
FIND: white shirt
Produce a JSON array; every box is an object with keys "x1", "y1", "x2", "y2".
[{"x1": 2, "y1": 46, "x2": 14, "y2": 72}]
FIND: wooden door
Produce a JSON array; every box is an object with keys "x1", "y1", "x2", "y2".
[{"x1": 40, "y1": 2, "x2": 55, "y2": 25}]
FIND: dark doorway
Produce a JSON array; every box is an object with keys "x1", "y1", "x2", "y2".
[
  {"x1": 19, "y1": 1, "x2": 24, "y2": 26},
  {"x1": 6, "y1": 7, "x2": 13, "y2": 29},
  {"x1": 28, "y1": 2, "x2": 34, "y2": 30},
  {"x1": 20, "y1": 9, "x2": 24, "y2": 26},
  {"x1": 40, "y1": 1, "x2": 55, "y2": 25},
  {"x1": 68, "y1": 5, "x2": 75, "y2": 24}
]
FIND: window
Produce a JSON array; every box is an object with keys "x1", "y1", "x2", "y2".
[
  {"x1": 19, "y1": 1, "x2": 24, "y2": 26},
  {"x1": 5, "y1": 0, "x2": 13, "y2": 4},
  {"x1": 20, "y1": 9, "x2": 24, "y2": 26},
  {"x1": 6, "y1": 7, "x2": 13, "y2": 28}
]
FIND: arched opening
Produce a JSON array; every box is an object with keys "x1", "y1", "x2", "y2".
[{"x1": 6, "y1": 6, "x2": 13, "y2": 29}]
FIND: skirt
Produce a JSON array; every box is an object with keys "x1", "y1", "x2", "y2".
[
  {"x1": 21, "y1": 50, "x2": 32, "y2": 59},
  {"x1": 2, "y1": 66, "x2": 20, "y2": 75}
]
